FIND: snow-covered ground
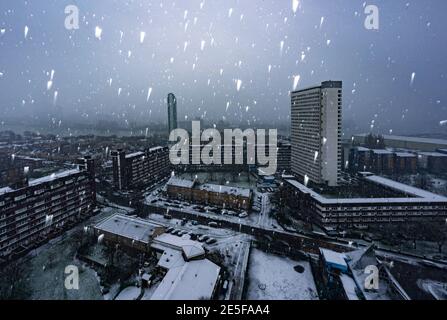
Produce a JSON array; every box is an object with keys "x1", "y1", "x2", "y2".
[
  {"x1": 19, "y1": 205, "x2": 124, "y2": 300},
  {"x1": 246, "y1": 249, "x2": 319, "y2": 300},
  {"x1": 115, "y1": 286, "x2": 141, "y2": 300}
]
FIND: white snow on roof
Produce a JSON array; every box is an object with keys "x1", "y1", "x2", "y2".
[
  {"x1": 372, "y1": 149, "x2": 392, "y2": 155},
  {"x1": 152, "y1": 233, "x2": 205, "y2": 260},
  {"x1": 417, "y1": 152, "x2": 447, "y2": 157},
  {"x1": 339, "y1": 274, "x2": 360, "y2": 300},
  {"x1": 157, "y1": 248, "x2": 186, "y2": 270},
  {"x1": 0, "y1": 186, "x2": 14, "y2": 196},
  {"x1": 125, "y1": 151, "x2": 145, "y2": 159},
  {"x1": 95, "y1": 214, "x2": 163, "y2": 244},
  {"x1": 149, "y1": 146, "x2": 164, "y2": 152},
  {"x1": 167, "y1": 176, "x2": 195, "y2": 189},
  {"x1": 199, "y1": 183, "x2": 251, "y2": 198},
  {"x1": 151, "y1": 259, "x2": 220, "y2": 300},
  {"x1": 365, "y1": 175, "x2": 447, "y2": 201},
  {"x1": 355, "y1": 134, "x2": 447, "y2": 147},
  {"x1": 395, "y1": 152, "x2": 416, "y2": 158},
  {"x1": 320, "y1": 248, "x2": 348, "y2": 268},
  {"x1": 28, "y1": 169, "x2": 80, "y2": 187},
  {"x1": 286, "y1": 178, "x2": 447, "y2": 204},
  {"x1": 356, "y1": 147, "x2": 370, "y2": 152}
]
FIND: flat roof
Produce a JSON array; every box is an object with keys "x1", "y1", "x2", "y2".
[
  {"x1": 152, "y1": 233, "x2": 205, "y2": 260},
  {"x1": 320, "y1": 248, "x2": 348, "y2": 268},
  {"x1": 199, "y1": 183, "x2": 251, "y2": 198},
  {"x1": 0, "y1": 186, "x2": 13, "y2": 196},
  {"x1": 95, "y1": 214, "x2": 163, "y2": 244},
  {"x1": 167, "y1": 176, "x2": 196, "y2": 189},
  {"x1": 28, "y1": 169, "x2": 81, "y2": 187},
  {"x1": 285, "y1": 177, "x2": 447, "y2": 204},
  {"x1": 125, "y1": 151, "x2": 145, "y2": 159},
  {"x1": 395, "y1": 152, "x2": 416, "y2": 158},
  {"x1": 365, "y1": 175, "x2": 447, "y2": 200},
  {"x1": 418, "y1": 152, "x2": 447, "y2": 157},
  {"x1": 150, "y1": 259, "x2": 220, "y2": 300},
  {"x1": 372, "y1": 149, "x2": 393, "y2": 155},
  {"x1": 355, "y1": 134, "x2": 447, "y2": 147}
]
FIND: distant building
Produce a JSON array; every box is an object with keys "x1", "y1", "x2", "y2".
[
  {"x1": 167, "y1": 93, "x2": 178, "y2": 136},
  {"x1": 394, "y1": 152, "x2": 417, "y2": 174},
  {"x1": 349, "y1": 148, "x2": 417, "y2": 175},
  {"x1": 0, "y1": 157, "x2": 96, "y2": 260},
  {"x1": 417, "y1": 152, "x2": 447, "y2": 174},
  {"x1": 166, "y1": 176, "x2": 252, "y2": 210},
  {"x1": 353, "y1": 134, "x2": 447, "y2": 152},
  {"x1": 111, "y1": 147, "x2": 170, "y2": 190},
  {"x1": 371, "y1": 149, "x2": 394, "y2": 174},
  {"x1": 291, "y1": 81, "x2": 342, "y2": 186}
]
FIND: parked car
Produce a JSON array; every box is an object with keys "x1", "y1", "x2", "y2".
[
  {"x1": 198, "y1": 235, "x2": 210, "y2": 242},
  {"x1": 205, "y1": 238, "x2": 217, "y2": 245},
  {"x1": 238, "y1": 212, "x2": 248, "y2": 218}
]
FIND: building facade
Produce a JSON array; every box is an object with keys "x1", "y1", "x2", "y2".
[
  {"x1": 111, "y1": 147, "x2": 170, "y2": 190},
  {"x1": 0, "y1": 157, "x2": 96, "y2": 260},
  {"x1": 166, "y1": 177, "x2": 252, "y2": 210},
  {"x1": 281, "y1": 174, "x2": 447, "y2": 230},
  {"x1": 291, "y1": 81, "x2": 342, "y2": 186}
]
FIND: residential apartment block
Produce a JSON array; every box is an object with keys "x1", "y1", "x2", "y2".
[{"x1": 0, "y1": 157, "x2": 96, "y2": 261}]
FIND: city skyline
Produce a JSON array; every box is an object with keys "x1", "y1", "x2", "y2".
[{"x1": 0, "y1": 0, "x2": 446, "y2": 136}]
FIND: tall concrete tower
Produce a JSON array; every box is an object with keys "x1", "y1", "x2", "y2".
[
  {"x1": 167, "y1": 93, "x2": 178, "y2": 136},
  {"x1": 291, "y1": 81, "x2": 342, "y2": 187}
]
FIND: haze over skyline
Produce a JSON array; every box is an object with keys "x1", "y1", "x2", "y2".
[{"x1": 0, "y1": 0, "x2": 446, "y2": 136}]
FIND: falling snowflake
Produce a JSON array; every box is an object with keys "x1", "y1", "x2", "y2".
[
  {"x1": 140, "y1": 31, "x2": 146, "y2": 44},
  {"x1": 236, "y1": 79, "x2": 242, "y2": 91},
  {"x1": 95, "y1": 26, "x2": 102, "y2": 40},
  {"x1": 410, "y1": 72, "x2": 416, "y2": 86},
  {"x1": 293, "y1": 75, "x2": 301, "y2": 90},
  {"x1": 292, "y1": 0, "x2": 300, "y2": 13}
]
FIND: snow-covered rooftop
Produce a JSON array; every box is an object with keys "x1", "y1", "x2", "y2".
[
  {"x1": 0, "y1": 186, "x2": 14, "y2": 196},
  {"x1": 417, "y1": 152, "x2": 447, "y2": 158},
  {"x1": 285, "y1": 176, "x2": 447, "y2": 204},
  {"x1": 394, "y1": 152, "x2": 416, "y2": 158},
  {"x1": 150, "y1": 259, "x2": 220, "y2": 300},
  {"x1": 355, "y1": 134, "x2": 447, "y2": 147},
  {"x1": 372, "y1": 149, "x2": 392, "y2": 155},
  {"x1": 320, "y1": 248, "x2": 348, "y2": 268},
  {"x1": 199, "y1": 183, "x2": 251, "y2": 198},
  {"x1": 339, "y1": 274, "x2": 360, "y2": 300},
  {"x1": 28, "y1": 169, "x2": 81, "y2": 187},
  {"x1": 125, "y1": 151, "x2": 145, "y2": 159},
  {"x1": 152, "y1": 233, "x2": 205, "y2": 260},
  {"x1": 95, "y1": 214, "x2": 164, "y2": 244},
  {"x1": 149, "y1": 146, "x2": 164, "y2": 152},
  {"x1": 365, "y1": 175, "x2": 447, "y2": 201},
  {"x1": 166, "y1": 176, "x2": 196, "y2": 189},
  {"x1": 157, "y1": 248, "x2": 186, "y2": 270}
]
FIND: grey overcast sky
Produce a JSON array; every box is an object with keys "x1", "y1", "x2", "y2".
[{"x1": 0, "y1": 0, "x2": 446, "y2": 135}]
